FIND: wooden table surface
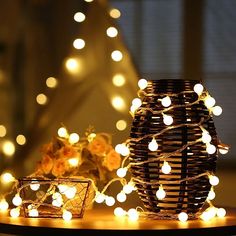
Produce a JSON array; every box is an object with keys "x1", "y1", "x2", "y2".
[{"x1": 0, "y1": 207, "x2": 236, "y2": 235}]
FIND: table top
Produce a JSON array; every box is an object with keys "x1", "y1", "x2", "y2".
[{"x1": 0, "y1": 207, "x2": 236, "y2": 235}]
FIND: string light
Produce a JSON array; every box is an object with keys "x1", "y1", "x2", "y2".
[
  {"x1": 30, "y1": 182, "x2": 40, "y2": 191},
  {"x1": 123, "y1": 183, "x2": 134, "y2": 194},
  {"x1": 68, "y1": 133, "x2": 80, "y2": 144},
  {"x1": 178, "y1": 212, "x2": 188, "y2": 222},
  {"x1": 112, "y1": 74, "x2": 126, "y2": 87},
  {"x1": 106, "y1": 27, "x2": 118, "y2": 37},
  {"x1": 209, "y1": 175, "x2": 219, "y2": 186},
  {"x1": 202, "y1": 131, "x2": 212, "y2": 143},
  {"x1": 28, "y1": 209, "x2": 39, "y2": 217},
  {"x1": 194, "y1": 83, "x2": 204, "y2": 95},
  {"x1": 116, "y1": 120, "x2": 127, "y2": 131},
  {"x1": 95, "y1": 192, "x2": 105, "y2": 203},
  {"x1": 57, "y1": 127, "x2": 68, "y2": 138},
  {"x1": 161, "y1": 161, "x2": 171, "y2": 174},
  {"x1": 12, "y1": 194, "x2": 22, "y2": 206},
  {"x1": 117, "y1": 191, "x2": 127, "y2": 202},
  {"x1": 156, "y1": 185, "x2": 166, "y2": 200},
  {"x1": 1, "y1": 172, "x2": 15, "y2": 184},
  {"x1": 62, "y1": 210, "x2": 72, "y2": 221},
  {"x1": 132, "y1": 98, "x2": 142, "y2": 108},
  {"x1": 74, "y1": 12, "x2": 86, "y2": 22},
  {"x1": 204, "y1": 96, "x2": 216, "y2": 108},
  {"x1": 87, "y1": 133, "x2": 96, "y2": 142},
  {"x1": 207, "y1": 187, "x2": 216, "y2": 200},
  {"x1": 117, "y1": 167, "x2": 127, "y2": 178},
  {"x1": 64, "y1": 186, "x2": 77, "y2": 199},
  {"x1": 16, "y1": 134, "x2": 26, "y2": 145},
  {"x1": 161, "y1": 96, "x2": 171, "y2": 107},
  {"x1": 114, "y1": 207, "x2": 126, "y2": 217},
  {"x1": 46, "y1": 77, "x2": 58, "y2": 88},
  {"x1": 111, "y1": 96, "x2": 126, "y2": 111},
  {"x1": 10, "y1": 208, "x2": 20, "y2": 218},
  {"x1": 65, "y1": 58, "x2": 80, "y2": 74},
  {"x1": 105, "y1": 196, "x2": 115, "y2": 206},
  {"x1": 0, "y1": 199, "x2": 9, "y2": 211},
  {"x1": 216, "y1": 208, "x2": 226, "y2": 218},
  {"x1": 115, "y1": 143, "x2": 130, "y2": 156},
  {"x1": 212, "y1": 106, "x2": 222, "y2": 116},
  {"x1": 36, "y1": 93, "x2": 48, "y2": 105},
  {"x1": 206, "y1": 143, "x2": 216, "y2": 154},
  {"x1": 163, "y1": 114, "x2": 173, "y2": 125},
  {"x1": 138, "y1": 79, "x2": 148, "y2": 90},
  {"x1": 127, "y1": 208, "x2": 139, "y2": 221},
  {"x1": 109, "y1": 8, "x2": 121, "y2": 19},
  {"x1": 148, "y1": 138, "x2": 158, "y2": 151},
  {"x1": 2, "y1": 140, "x2": 15, "y2": 156},
  {"x1": 111, "y1": 50, "x2": 123, "y2": 62},
  {"x1": 73, "y1": 38, "x2": 85, "y2": 50},
  {"x1": 58, "y1": 184, "x2": 69, "y2": 193},
  {"x1": 0, "y1": 125, "x2": 7, "y2": 137}
]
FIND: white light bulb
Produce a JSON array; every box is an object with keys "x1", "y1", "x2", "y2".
[
  {"x1": 111, "y1": 50, "x2": 123, "y2": 62},
  {"x1": 114, "y1": 207, "x2": 126, "y2": 217},
  {"x1": 204, "y1": 96, "x2": 216, "y2": 108},
  {"x1": 58, "y1": 184, "x2": 69, "y2": 193},
  {"x1": 73, "y1": 38, "x2": 85, "y2": 49},
  {"x1": 212, "y1": 106, "x2": 222, "y2": 116},
  {"x1": 30, "y1": 182, "x2": 40, "y2": 191},
  {"x1": 209, "y1": 175, "x2": 219, "y2": 186},
  {"x1": 123, "y1": 184, "x2": 133, "y2": 194},
  {"x1": 117, "y1": 168, "x2": 127, "y2": 178},
  {"x1": 10, "y1": 208, "x2": 20, "y2": 218},
  {"x1": 163, "y1": 114, "x2": 173, "y2": 126},
  {"x1": 52, "y1": 199, "x2": 63, "y2": 207},
  {"x1": 201, "y1": 211, "x2": 211, "y2": 221},
  {"x1": 178, "y1": 212, "x2": 188, "y2": 222},
  {"x1": 219, "y1": 147, "x2": 229, "y2": 155},
  {"x1": 194, "y1": 83, "x2": 204, "y2": 95},
  {"x1": 28, "y1": 209, "x2": 39, "y2": 217},
  {"x1": 202, "y1": 131, "x2": 212, "y2": 144},
  {"x1": 120, "y1": 144, "x2": 130, "y2": 156},
  {"x1": 132, "y1": 98, "x2": 142, "y2": 108},
  {"x1": 127, "y1": 208, "x2": 139, "y2": 221},
  {"x1": 68, "y1": 133, "x2": 80, "y2": 144},
  {"x1": 206, "y1": 144, "x2": 216, "y2": 154},
  {"x1": 12, "y1": 194, "x2": 22, "y2": 206},
  {"x1": 161, "y1": 96, "x2": 171, "y2": 107},
  {"x1": 138, "y1": 79, "x2": 148, "y2": 90},
  {"x1": 57, "y1": 127, "x2": 68, "y2": 138},
  {"x1": 207, "y1": 188, "x2": 216, "y2": 200},
  {"x1": 0, "y1": 199, "x2": 9, "y2": 211},
  {"x1": 105, "y1": 196, "x2": 115, "y2": 206},
  {"x1": 216, "y1": 208, "x2": 226, "y2": 218},
  {"x1": 117, "y1": 192, "x2": 127, "y2": 202},
  {"x1": 95, "y1": 192, "x2": 105, "y2": 204},
  {"x1": 74, "y1": 12, "x2": 86, "y2": 22},
  {"x1": 63, "y1": 210, "x2": 72, "y2": 221},
  {"x1": 106, "y1": 27, "x2": 118, "y2": 37},
  {"x1": 148, "y1": 138, "x2": 158, "y2": 151},
  {"x1": 65, "y1": 186, "x2": 77, "y2": 199},
  {"x1": 1, "y1": 172, "x2": 15, "y2": 184},
  {"x1": 156, "y1": 185, "x2": 166, "y2": 200},
  {"x1": 161, "y1": 161, "x2": 171, "y2": 174}
]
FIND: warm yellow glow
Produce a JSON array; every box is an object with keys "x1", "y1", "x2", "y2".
[
  {"x1": 10, "y1": 208, "x2": 20, "y2": 218},
  {"x1": 163, "y1": 114, "x2": 173, "y2": 126},
  {"x1": 88, "y1": 133, "x2": 96, "y2": 142},
  {"x1": 106, "y1": 27, "x2": 118, "y2": 37},
  {"x1": 65, "y1": 186, "x2": 77, "y2": 199},
  {"x1": 161, "y1": 161, "x2": 171, "y2": 174},
  {"x1": 207, "y1": 188, "x2": 216, "y2": 200},
  {"x1": 194, "y1": 83, "x2": 204, "y2": 95},
  {"x1": 202, "y1": 131, "x2": 212, "y2": 143},
  {"x1": 116, "y1": 120, "x2": 127, "y2": 131},
  {"x1": 95, "y1": 192, "x2": 105, "y2": 203},
  {"x1": 132, "y1": 98, "x2": 142, "y2": 108},
  {"x1": 156, "y1": 185, "x2": 166, "y2": 200},
  {"x1": 58, "y1": 184, "x2": 69, "y2": 194},
  {"x1": 65, "y1": 58, "x2": 80, "y2": 74},
  {"x1": 12, "y1": 194, "x2": 22, "y2": 206},
  {"x1": 127, "y1": 208, "x2": 139, "y2": 221},
  {"x1": 0, "y1": 199, "x2": 9, "y2": 211},
  {"x1": 217, "y1": 208, "x2": 226, "y2": 218},
  {"x1": 0, "y1": 125, "x2": 7, "y2": 137},
  {"x1": 36, "y1": 93, "x2": 48, "y2": 105},
  {"x1": 111, "y1": 50, "x2": 123, "y2": 62},
  {"x1": 178, "y1": 212, "x2": 188, "y2": 222},
  {"x1": 116, "y1": 144, "x2": 130, "y2": 156},
  {"x1": 57, "y1": 127, "x2": 68, "y2": 138},
  {"x1": 112, "y1": 74, "x2": 126, "y2": 87},
  {"x1": 123, "y1": 184, "x2": 133, "y2": 194},
  {"x1": 2, "y1": 140, "x2": 15, "y2": 156},
  {"x1": 212, "y1": 106, "x2": 222, "y2": 116},
  {"x1": 114, "y1": 207, "x2": 126, "y2": 217},
  {"x1": 30, "y1": 182, "x2": 40, "y2": 191},
  {"x1": 63, "y1": 210, "x2": 72, "y2": 221},
  {"x1": 105, "y1": 196, "x2": 115, "y2": 206},
  {"x1": 1, "y1": 172, "x2": 15, "y2": 183},
  {"x1": 46, "y1": 77, "x2": 58, "y2": 88},
  {"x1": 117, "y1": 168, "x2": 127, "y2": 178},
  {"x1": 148, "y1": 138, "x2": 158, "y2": 151},
  {"x1": 111, "y1": 96, "x2": 126, "y2": 111},
  {"x1": 68, "y1": 158, "x2": 79, "y2": 167},
  {"x1": 28, "y1": 209, "x2": 39, "y2": 217},
  {"x1": 84, "y1": 0, "x2": 93, "y2": 2},
  {"x1": 74, "y1": 12, "x2": 86, "y2": 22},
  {"x1": 206, "y1": 144, "x2": 216, "y2": 154},
  {"x1": 116, "y1": 191, "x2": 127, "y2": 203},
  {"x1": 209, "y1": 175, "x2": 219, "y2": 186},
  {"x1": 204, "y1": 96, "x2": 216, "y2": 108},
  {"x1": 109, "y1": 8, "x2": 121, "y2": 19},
  {"x1": 68, "y1": 133, "x2": 80, "y2": 144},
  {"x1": 73, "y1": 38, "x2": 85, "y2": 50},
  {"x1": 138, "y1": 79, "x2": 148, "y2": 90},
  {"x1": 16, "y1": 134, "x2": 26, "y2": 145}
]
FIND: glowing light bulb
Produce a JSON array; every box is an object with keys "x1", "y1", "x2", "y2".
[
  {"x1": 116, "y1": 120, "x2": 127, "y2": 131},
  {"x1": 206, "y1": 144, "x2": 216, "y2": 154},
  {"x1": 132, "y1": 98, "x2": 142, "y2": 108},
  {"x1": 212, "y1": 106, "x2": 222, "y2": 116},
  {"x1": 1, "y1": 172, "x2": 15, "y2": 184},
  {"x1": 219, "y1": 146, "x2": 229, "y2": 155},
  {"x1": 200, "y1": 211, "x2": 211, "y2": 221},
  {"x1": 161, "y1": 96, "x2": 171, "y2": 107},
  {"x1": 161, "y1": 161, "x2": 171, "y2": 174},
  {"x1": 65, "y1": 186, "x2": 77, "y2": 199},
  {"x1": 207, "y1": 188, "x2": 216, "y2": 200},
  {"x1": 73, "y1": 38, "x2": 85, "y2": 49},
  {"x1": 84, "y1": 0, "x2": 93, "y2": 2},
  {"x1": 119, "y1": 144, "x2": 130, "y2": 156},
  {"x1": 68, "y1": 158, "x2": 79, "y2": 167},
  {"x1": 30, "y1": 182, "x2": 40, "y2": 191},
  {"x1": 58, "y1": 184, "x2": 69, "y2": 193},
  {"x1": 202, "y1": 131, "x2": 212, "y2": 143},
  {"x1": 28, "y1": 209, "x2": 39, "y2": 217},
  {"x1": 138, "y1": 79, "x2": 148, "y2": 90},
  {"x1": 52, "y1": 199, "x2": 63, "y2": 207},
  {"x1": 36, "y1": 93, "x2": 48, "y2": 105},
  {"x1": 95, "y1": 192, "x2": 105, "y2": 203},
  {"x1": 12, "y1": 194, "x2": 22, "y2": 206},
  {"x1": 127, "y1": 208, "x2": 139, "y2": 221},
  {"x1": 115, "y1": 144, "x2": 123, "y2": 154},
  {"x1": 163, "y1": 114, "x2": 173, "y2": 126},
  {"x1": 63, "y1": 210, "x2": 72, "y2": 221},
  {"x1": 194, "y1": 83, "x2": 204, "y2": 95},
  {"x1": 123, "y1": 184, "x2": 133, "y2": 194},
  {"x1": 112, "y1": 74, "x2": 126, "y2": 87},
  {"x1": 148, "y1": 138, "x2": 158, "y2": 151},
  {"x1": 111, "y1": 50, "x2": 123, "y2": 62},
  {"x1": 207, "y1": 207, "x2": 217, "y2": 219},
  {"x1": 0, "y1": 199, "x2": 9, "y2": 211},
  {"x1": 0, "y1": 125, "x2": 7, "y2": 137},
  {"x1": 117, "y1": 168, "x2": 127, "y2": 178},
  {"x1": 204, "y1": 96, "x2": 216, "y2": 108},
  {"x1": 209, "y1": 175, "x2": 219, "y2": 186},
  {"x1": 68, "y1": 133, "x2": 80, "y2": 144},
  {"x1": 65, "y1": 58, "x2": 80, "y2": 74},
  {"x1": 178, "y1": 212, "x2": 188, "y2": 222},
  {"x1": 2, "y1": 140, "x2": 15, "y2": 156},
  {"x1": 111, "y1": 96, "x2": 126, "y2": 111},
  {"x1": 57, "y1": 127, "x2": 68, "y2": 138},
  {"x1": 10, "y1": 208, "x2": 20, "y2": 218},
  {"x1": 46, "y1": 77, "x2": 58, "y2": 88},
  {"x1": 106, "y1": 27, "x2": 118, "y2": 37},
  {"x1": 114, "y1": 207, "x2": 126, "y2": 217},
  {"x1": 216, "y1": 208, "x2": 226, "y2": 218},
  {"x1": 74, "y1": 12, "x2": 86, "y2": 22},
  {"x1": 109, "y1": 8, "x2": 121, "y2": 19},
  {"x1": 117, "y1": 192, "x2": 127, "y2": 203},
  {"x1": 156, "y1": 185, "x2": 166, "y2": 200},
  {"x1": 105, "y1": 196, "x2": 115, "y2": 206},
  {"x1": 16, "y1": 134, "x2": 26, "y2": 145}
]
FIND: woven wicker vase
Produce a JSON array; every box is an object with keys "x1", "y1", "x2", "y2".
[{"x1": 129, "y1": 79, "x2": 218, "y2": 216}]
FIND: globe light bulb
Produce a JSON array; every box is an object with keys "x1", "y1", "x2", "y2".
[
  {"x1": 65, "y1": 186, "x2": 77, "y2": 199},
  {"x1": 95, "y1": 193, "x2": 105, "y2": 204},
  {"x1": 105, "y1": 196, "x2": 115, "y2": 206},
  {"x1": 127, "y1": 208, "x2": 139, "y2": 221},
  {"x1": 74, "y1": 12, "x2": 86, "y2": 22},
  {"x1": 202, "y1": 131, "x2": 212, "y2": 144},
  {"x1": 132, "y1": 98, "x2": 142, "y2": 108},
  {"x1": 216, "y1": 208, "x2": 226, "y2": 218},
  {"x1": 123, "y1": 184, "x2": 133, "y2": 194},
  {"x1": 106, "y1": 27, "x2": 118, "y2": 37},
  {"x1": 62, "y1": 210, "x2": 72, "y2": 221},
  {"x1": 138, "y1": 79, "x2": 148, "y2": 90},
  {"x1": 114, "y1": 207, "x2": 126, "y2": 217},
  {"x1": 119, "y1": 144, "x2": 130, "y2": 156},
  {"x1": 148, "y1": 138, "x2": 158, "y2": 151},
  {"x1": 207, "y1": 188, "x2": 216, "y2": 200},
  {"x1": 194, "y1": 83, "x2": 204, "y2": 95},
  {"x1": 116, "y1": 192, "x2": 127, "y2": 202},
  {"x1": 10, "y1": 208, "x2": 20, "y2": 218},
  {"x1": 68, "y1": 133, "x2": 80, "y2": 144},
  {"x1": 2, "y1": 140, "x2": 15, "y2": 156},
  {"x1": 68, "y1": 158, "x2": 79, "y2": 167},
  {"x1": 46, "y1": 77, "x2": 58, "y2": 88},
  {"x1": 178, "y1": 212, "x2": 188, "y2": 222},
  {"x1": 212, "y1": 106, "x2": 222, "y2": 116},
  {"x1": 58, "y1": 184, "x2": 69, "y2": 193},
  {"x1": 161, "y1": 161, "x2": 171, "y2": 174},
  {"x1": 52, "y1": 199, "x2": 63, "y2": 207},
  {"x1": 201, "y1": 211, "x2": 212, "y2": 221},
  {"x1": 111, "y1": 50, "x2": 123, "y2": 62},
  {"x1": 207, "y1": 207, "x2": 217, "y2": 219},
  {"x1": 163, "y1": 114, "x2": 173, "y2": 126},
  {"x1": 161, "y1": 96, "x2": 171, "y2": 107},
  {"x1": 28, "y1": 209, "x2": 39, "y2": 217},
  {"x1": 206, "y1": 144, "x2": 216, "y2": 154},
  {"x1": 73, "y1": 38, "x2": 85, "y2": 49},
  {"x1": 209, "y1": 175, "x2": 219, "y2": 186},
  {"x1": 1, "y1": 172, "x2": 15, "y2": 184},
  {"x1": 117, "y1": 168, "x2": 127, "y2": 178},
  {"x1": 109, "y1": 8, "x2": 121, "y2": 19},
  {"x1": 0, "y1": 199, "x2": 9, "y2": 211},
  {"x1": 12, "y1": 194, "x2": 22, "y2": 206},
  {"x1": 204, "y1": 96, "x2": 216, "y2": 108},
  {"x1": 219, "y1": 147, "x2": 229, "y2": 155},
  {"x1": 156, "y1": 185, "x2": 166, "y2": 200},
  {"x1": 30, "y1": 182, "x2": 40, "y2": 191},
  {"x1": 57, "y1": 127, "x2": 68, "y2": 138}
]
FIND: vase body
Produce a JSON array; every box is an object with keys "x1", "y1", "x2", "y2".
[{"x1": 129, "y1": 79, "x2": 218, "y2": 215}]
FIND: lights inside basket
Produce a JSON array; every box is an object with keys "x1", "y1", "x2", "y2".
[
  {"x1": 28, "y1": 208, "x2": 39, "y2": 217},
  {"x1": 156, "y1": 185, "x2": 166, "y2": 200},
  {"x1": 12, "y1": 194, "x2": 22, "y2": 207},
  {"x1": 62, "y1": 209, "x2": 73, "y2": 221},
  {"x1": 30, "y1": 181, "x2": 40, "y2": 191}
]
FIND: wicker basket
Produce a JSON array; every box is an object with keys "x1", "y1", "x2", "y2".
[{"x1": 129, "y1": 79, "x2": 218, "y2": 216}]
